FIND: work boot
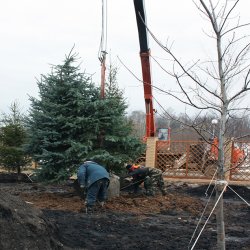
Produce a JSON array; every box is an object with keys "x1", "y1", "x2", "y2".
[
  {"x1": 96, "y1": 201, "x2": 105, "y2": 209},
  {"x1": 145, "y1": 190, "x2": 155, "y2": 196},
  {"x1": 96, "y1": 201, "x2": 106, "y2": 212},
  {"x1": 161, "y1": 189, "x2": 167, "y2": 196},
  {"x1": 99, "y1": 201, "x2": 105, "y2": 207},
  {"x1": 79, "y1": 207, "x2": 86, "y2": 213},
  {"x1": 129, "y1": 186, "x2": 143, "y2": 195},
  {"x1": 86, "y1": 205, "x2": 94, "y2": 214}
]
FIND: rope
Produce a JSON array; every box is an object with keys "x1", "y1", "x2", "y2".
[
  {"x1": 205, "y1": 167, "x2": 218, "y2": 196},
  {"x1": 190, "y1": 182, "x2": 228, "y2": 250},
  {"x1": 227, "y1": 185, "x2": 250, "y2": 206},
  {"x1": 24, "y1": 173, "x2": 34, "y2": 183},
  {"x1": 188, "y1": 184, "x2": 216, "y2": 250}
]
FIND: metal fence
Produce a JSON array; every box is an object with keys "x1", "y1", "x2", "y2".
[{"x1": 155, "y1": 140, "x2": 250, "y2": 183}]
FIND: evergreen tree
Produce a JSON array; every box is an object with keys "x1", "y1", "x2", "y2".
[
  {"x1": 0, "y1": 102, "x2": 30, "y2": 175},
  {"x1": 89, "y1": 63, "x2": 145, "y2": 171},
  {"x1": 26, "y1": 52, "x2": 100, "y2": 181},
  {"x1": 27, "y1": 52, "x2": 144, "y2": 181}
]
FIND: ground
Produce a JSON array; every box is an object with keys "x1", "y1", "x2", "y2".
[{"x1": 0, "y1": 173, "x2": 249, "y2": 250}]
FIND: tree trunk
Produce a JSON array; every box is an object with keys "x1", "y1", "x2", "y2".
[
  {"x1": 216, "y1": 106, "x2": 227, "y2": 249},
  {"x1": 215, "y1": 183, "x2": 225, "y2": 250},
  {"x1": 98, "y1": 130, "x2": 105, "y2": 148},
  {"x1": 17, "y1": 166, "x2": 21, "y2": 182}
]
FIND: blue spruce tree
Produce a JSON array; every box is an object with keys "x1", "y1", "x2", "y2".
[{"x1": 26, "y1": 52, "x2": 144, "y2": 181}]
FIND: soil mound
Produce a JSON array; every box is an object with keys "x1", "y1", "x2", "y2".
[{"x1": 0, "y1": 191, "x2": 63, "y2": 250}]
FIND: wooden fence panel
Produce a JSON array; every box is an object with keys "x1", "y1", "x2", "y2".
[{"x1": 155, "y1": 140, "x2": 250, "y2": 185}]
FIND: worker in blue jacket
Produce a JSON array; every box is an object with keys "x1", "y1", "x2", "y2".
[{"x1": 77, "y1": 160, "x2": 110, "y2": 214}]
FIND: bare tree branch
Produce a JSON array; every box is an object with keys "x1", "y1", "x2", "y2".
[
  {"x1": 219, "y1": 0, "x2": 240, "y2": 33},
  {"x1": 143, "y1": 20, "x2": 223, "y2": 102},
  {"x1": 221, "y1": 22, "x2": 250, "y2": 37}
]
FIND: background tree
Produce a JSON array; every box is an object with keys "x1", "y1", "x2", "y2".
[
  {"x1": 145, "y1": 0, "x2": 249, "y2": 248},
  {"x1": 26, "y1": 52, "x2": 144, "y2": 181},
  {"x1": 128, "y1": 110, "x2": 145, "y2": 138},
  {"x1": 0, "y1": 102, "x2": 30, "y2": 175}
]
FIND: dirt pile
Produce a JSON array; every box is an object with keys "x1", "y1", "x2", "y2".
[
  {"x1": 0, "y1": 191, "x2": 63, "y2": 250},
  {"x1": 19, "y1": 187, "x2": 204, "y2": 216}
]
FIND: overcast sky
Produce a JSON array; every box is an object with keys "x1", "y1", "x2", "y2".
[{"x1": 0, "y1": 0, "x2": 249, "y2": 116}]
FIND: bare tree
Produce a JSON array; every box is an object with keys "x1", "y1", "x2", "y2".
[
  {"x1": 128, "y1": 110, "x2": 146, "y2": 138},
  {"x1": 144, "y1": 0, "x2": 250, "y2": 249}
]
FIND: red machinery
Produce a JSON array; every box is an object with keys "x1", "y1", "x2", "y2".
[{"x1": 133, "y1": 0, "x2": 155, "y2": 138}]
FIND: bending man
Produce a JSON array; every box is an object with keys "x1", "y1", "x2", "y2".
[
  {"x1": 77, "y1": 160, "x2": 110, "y2": 213},
  {"x1": 126, "y1": 165, "x2": 166, "y2": 196}
]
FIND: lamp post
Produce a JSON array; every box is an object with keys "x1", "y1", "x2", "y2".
[{"x1": 211, "y1": 119, "x2": 218, "y2": 138}]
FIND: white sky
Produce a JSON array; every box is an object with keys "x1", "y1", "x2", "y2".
[{"x1": 0, "y1": 0, "x2": 249, "y2": 116}]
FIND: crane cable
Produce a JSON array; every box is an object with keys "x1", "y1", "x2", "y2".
[
  {"x1": 98, "y1": 0, "x2": 108, "y2": 98},
  {"x1": 98, "y1": 0, "x2": 108, "y2": 61}
]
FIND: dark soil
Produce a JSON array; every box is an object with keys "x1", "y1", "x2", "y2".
[
  {"x1": 0, "y1": 174, "x2": 249, "y2": 250},
  {"x1": 0, "y1": 187, "x2": 62, "y2": 249}
]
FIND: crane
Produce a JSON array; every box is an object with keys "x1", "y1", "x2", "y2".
[
  {"x1": 98, "y1": 0, "x2": 155, "y2": 138},
  {"x1": 133, "y1": 0, "x2": 155, "y2": 138}
]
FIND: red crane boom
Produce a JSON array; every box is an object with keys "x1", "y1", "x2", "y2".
[{"x1": 133, "y1": 0, "x2": 155, "y2": 138}]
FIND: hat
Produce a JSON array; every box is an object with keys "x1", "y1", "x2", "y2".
[{"x1": 126, "y1": 164, "x2": 132, "y2": 170}]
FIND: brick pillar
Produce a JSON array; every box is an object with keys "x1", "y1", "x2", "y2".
[{"x1": 145, "y1": 137, "x2": 157, "y2": 168}]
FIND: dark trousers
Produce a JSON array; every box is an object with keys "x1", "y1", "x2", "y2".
[{"x1": 86, "y1": 178, "x2": 109, "y2": 207}]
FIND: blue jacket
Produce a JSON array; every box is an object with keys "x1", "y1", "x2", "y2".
[{"x1": 77, "y1": 161, "x2": 110, "y2": 188}]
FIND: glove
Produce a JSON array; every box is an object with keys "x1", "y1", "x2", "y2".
[{"x1": 79, "y1": 185, "x2": 86, "y2": 199}]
